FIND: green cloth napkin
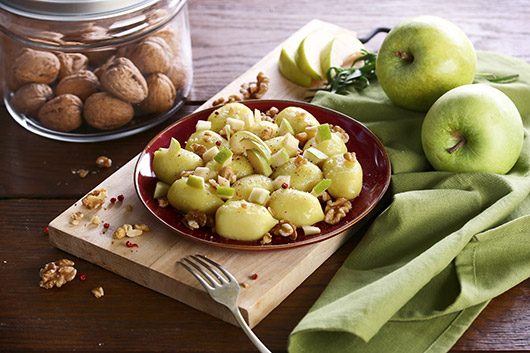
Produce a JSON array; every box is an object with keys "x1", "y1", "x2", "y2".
[{"x1": 288, "y1": 51, "x2": 530, "y2": 353}]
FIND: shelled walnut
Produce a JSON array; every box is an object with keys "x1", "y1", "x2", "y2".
[
  {"x1": 324, "y1": 197, "x2": 352, "y2": 225},
  {"x1": 39, "y1": 259, "x2": 77, "y2": 289}
]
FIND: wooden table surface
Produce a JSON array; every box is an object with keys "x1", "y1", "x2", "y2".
[{"x1": 1, "y1": 0, "x2": 529, "y2": 351}]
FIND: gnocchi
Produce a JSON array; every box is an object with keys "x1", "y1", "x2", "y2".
[{"x1": 151, "y1": 103, "x2": 363, "y2": 243}]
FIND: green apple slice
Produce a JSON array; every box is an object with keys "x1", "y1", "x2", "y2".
[
  {"x1": 186, "y1": 175, "x2": 205, "y2": 189},
  {"x1": 213, "y1": 147, "x2": 233, "y2": 166},
  {"x1": 217, "y1": 186, "x2": 235, "y2": 198},
  {"x1": 248, "y1": 187, "x2": 270, "y2": 205},
  {"x1": 282, "y1": 133, "x2": 300, "y2": 157},
  {"x1": 320, "y1": 31, "x2": 365, "y2": 76},
  {"x1": 230, "y1": 131, "x2": 272, "y2": 162},
  {"x1": 303, "y1": 147, "x2": 329, "y2": 165},
  {"x1": 295, "y1": 29, "x2": 336, "y2": 80},
  {"x1": 279, "y1": 36, "x2": 312, "y2": 87},
  {"x1": 316, "y1": 123, "x2": 332, "y2": 143},
  {"x1": 247, "y1": 149, "x2": 273, "y2": 177},
  {"x1": 271, "y1": 147, "x2": 290, "y2": 168},
  {"x1": 153, "y1": 180, "x2": 170, "y2": 199},
  {"x1": 278, "y1": 118, "x2": 295, "y2": 136},
  {"x1": 311, "y1": 178, "x2": 332, "y2": 196}
]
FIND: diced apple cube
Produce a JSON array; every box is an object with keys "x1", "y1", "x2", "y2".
[
  {"x1": 247, "y1": 149, "x2": 272, "y2": 176},
  {"x1": 186, "y1": 175, "x2": 205, "y2": 189},
  {"x1": 195, "y1": 120, "x2": 212, "y2": 132},
  {"x1": 202, "y1": 146, "x2": 220, "y2": 162},
  {"x1": 316, "y1": 123, "x2": 332, "y2": 143},
  {"x1": 214, "y1": 148, "x2": 233, "y2": 167},
  {"x1": 243, "y1": 112, "x2": 255, "y2": 129},
  {"x1": 278, "y1": 118, "x2": 295, "y2": 136},
  {"x1": 254, "y1": 109, "x2": 262, "y2": 123},
  {"x1": 271, "y1": 147, "x2": 290, "y2": 168},
  {"x1": 302, "y1": 225, "x2": 321, "y2": 235},
  {"x1": 273, "y1": 175, "x2": 291, "y2": 190},
  {"x1": 193, "y1": 166, "x2": 210, "y2": 179},
  {"x1": 217, "y1": 186, "x2": 235, "y2": 199},
  {"x1": 282, "y1": 133, "x2": 300, "y2": 156},
  {"x1": 153, "y1": 181, "x2": 170, "y2": 199},
  {"x1": 303, "y1": 147, "x2": 329, "y2": 165},
  {"x1": 248, "y1": 187, "x2": 270, "y2": 205},
  {"x1": 311, "y1": 179, "x2": 332, "y2": 196},
  {"x1": 226, "y1": 118, "x2": 246, "y2": 132},
  {"x1": 217, "y1": 175, "x2": 230, "y2": 187}
]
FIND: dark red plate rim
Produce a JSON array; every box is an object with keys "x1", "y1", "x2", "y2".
[{"x1": 134, "y1": 99, "x2": 391, "y2": 250}]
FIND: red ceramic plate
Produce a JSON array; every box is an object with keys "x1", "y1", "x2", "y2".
[{"x1": 134, "y1": 99, "x2": 391, "y2": 250}]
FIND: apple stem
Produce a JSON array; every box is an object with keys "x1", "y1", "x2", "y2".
[
  {"x1": 396, "y1": 51, "x2": 413, "y2": 63},
  {"x1": 447, "y1": 137, "x2": 467, "y2": 154}
]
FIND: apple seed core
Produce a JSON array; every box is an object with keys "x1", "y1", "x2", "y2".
[{"x1": 395, "y1": 51, "x2": 413, "y2": 63}]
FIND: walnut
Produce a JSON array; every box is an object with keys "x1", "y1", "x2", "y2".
[
  {"x1": 70, "y1": 211, "x2": 84, "y2": 225},
  {"x1": 39, "y1": 259, "x2": 77, "y2": 289},
  {"x1": 57, "y1": 53, "x2": 89, "y2": 81},
  {"x1": 165, "y1": 55, "x2": 189, "y2": 90},
  {"x1": 260, "y1": 233, "x2": 272, "y2": 245},
  {"x1": 330, "y1": 124, "x2": 350, "y2": 143},
  {"x1": 13, "y1": 49, "x2": 60, "y2": 85},
  {"x1": 134, "y1": 224, "x2": 150, "y2": 232},
  {"x1": 343, "y1": 152, "x2": 357, "y2": 162},
  {"x1": 261, "y1": 106, "x2": 279, "y2": 122},
  {"x1": 294, "y1": 155, "x2": 308, "y2": 167},
  {"x1": 212, "y1": 94, "x2": 242, "y2": 107},
  {"x1": 182, "y1": 210, "x2": 208, "y2": 230},
  {"x1": 82, "y1": 188, "x2": 107, "y2": 209},
  {"x1": 324, "y1": 198, "x2": 352, "y2": 225},
  {"x1": 113, "y1": 223, "x2": 149, "y2": 239},
  {"x1": 96, "y1": 156, "x2": 112, "y2": 168},
  {"x1": 239, "y1": 72, "x2": 269, "y2": 99},
  {"x1": 83, "y1": 92, "x2": 134, "y2": 130},
  {"x1": 270, "y1": 220, "x2": 297, "y2": 240},
  {"x1": 258, "y1": 127, "x2": 275, "y2": 141},
  {"x1": 11, "y1": 83, "x2": 53, "y2": 117},
  {"x1": 152, "y1": 24, "x2": 181, "y2": 55},
  {"x1": 318, "y1": 191, "x2": 332, "y2": 203},
  {"x1": 294, "y1": 132, "x2": 309, "y2": 146},
  {"x1": 77, "y1": 169, "x2": 89, "y2": 178},
  {"x1": 218, "y1": 166, "x2": 236, "y2": 184},
  {"x1": 38, "y1": 94, "x2": 83, "y2": 132},
  {"x1": 129, "y1": 36, "x2": 172, "y2": 75},
  {"x1": 55, "y1": 70, "x2": 99, "y2": 101},
  {"x1": 100, "y1": 57, "x2": 148, "y2": 103},
  {"x1": 91, "y1": 286, "x2": 105, "y2": 298},
  {"x1": 140, "y1": 72, "x2": 176, "y2": 114},
  {"x1": 84, "y1": 49, "x2": 116, "y2": 68},
  {"x1": 93, "y1": 55, "x2": 116, "y2": 80},
  {"x1": 191, "y1": 143, "x2": 207, "y2": 157},
  {"x1": 158, "y1": 197, "x2": 169, "y2": 208}
]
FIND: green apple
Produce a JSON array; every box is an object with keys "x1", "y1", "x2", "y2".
[
  {"x1": 247, "y1": 149, "x2": 273, "y2": 176},
  {"x1": 153, "y1": 181, "x2": 170, "y2": 199},
  {"x1": 376, "y1": 15, "x2": 477, "y2": 112},
  {"x1": 320, "y1": 31, "x2": 365, "y2": 76},
  {"x1": 421, "y1": 84, "x2": 524, "y2": 174},
  {"x1": 295, "y1": 29, "x2": 336, "y2": 80},
  {"x1": 279, "y1": 35, "x2": 312, "y2": 87},
  {"x1": 230, "y1": 130, "x2": 272, "y2": 162}
]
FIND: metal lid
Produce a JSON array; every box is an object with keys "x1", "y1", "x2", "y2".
[{"x1": 0, "y1": 0, "x2": 165, "y2": 21}]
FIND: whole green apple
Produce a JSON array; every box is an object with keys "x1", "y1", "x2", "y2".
[
  {"x1": 421, "y1": 84, "x2": 524, "y2": 174},
  {"x1": 376, "y1": 15, "x2": 477, "y2": 112}
]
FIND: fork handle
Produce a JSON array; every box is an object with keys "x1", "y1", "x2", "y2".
[{"x1": 230, "y1": 307, "x2": 272, "y2": 353}]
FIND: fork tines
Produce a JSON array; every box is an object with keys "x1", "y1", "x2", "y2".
[{"x1": 178, "y1": 254, "x2": 235, "y2": 290}]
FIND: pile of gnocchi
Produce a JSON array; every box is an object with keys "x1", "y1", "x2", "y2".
[{"x1": 151, "y1": 102, "x2": 363, "y2": 244}]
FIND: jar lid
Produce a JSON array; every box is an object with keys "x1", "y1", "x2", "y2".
[{"x1": 0, "y1": 0, "x2": 172, "y2": 21}]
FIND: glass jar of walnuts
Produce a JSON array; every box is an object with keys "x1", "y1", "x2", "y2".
[{"x1": 0, "y1": 0, "x2": 192, "y2": 142}]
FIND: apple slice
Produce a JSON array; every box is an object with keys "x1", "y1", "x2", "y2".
[
  {"x1": 248, "y1": 187, "x2": 270, "y2": 205},
  {"x1": 153, "y1": 181, "x2": 170, "y2": 199},
  {"x1": 213, "y1": 148, "x2": 233, "y2": 167},
  {"x1": 247, "y1": 149, "x2": 273, "y2": 177},
  {"x1": 230, "y1": 131, "x2": 272, "y2": 162},
  {"x1": 186, "y1": 175, "x2": 205, "y2": 190},
  {"x1": 320, "y1": 31, "x2": 365, "y2": 77},
  {"x1": 282, "y1": 133, "x2": 300, "y2": 157},
  {"x1": 278, "y1": 118, "x2": 295, "y2": 136},
  {"x1": 311, "y1": 178, "x2": 332, "y2": 196},
  {"x1": 295, "y1": 29, "x2": 336, "y2": 80},
  {"x1": 316, "y1": 123, "x2": 332, "y2": 143},
  {"x1": 217, "y1": 186, "x2": 235, "y2": 199},
  {"x1": 271, "y1": 147, "x2": 290, "y2": 168},
  {"x1": 303, "y1": 147, "x2": 329, "y2": 165},
  {"x1": 202, "y1": 146, "x2": 219, "y2": 162},
  {"x1": 195, "y1": 120, "x2": 212, "y2": 132},
  {"x1": 279, "y1": 35, "x2": 312, "y2": 87}
]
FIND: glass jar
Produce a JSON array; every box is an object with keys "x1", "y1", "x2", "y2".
[{"x1": 0, "y1": 0, "x2": 192, "y2": 142}]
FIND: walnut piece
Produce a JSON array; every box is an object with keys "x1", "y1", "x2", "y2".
[
  {"x1": 318, "y1": 191, "x2": 332, "y2": 203},
  {"x1": 343, "y1": 152, "x2": 356, "y2": 162},
  {"x1": 270, "y1": 220, "x2": 297, "y2": 240},
  {"x1": 240, "y1": 71, "x2": 269, "y2": 99},
  {"x1": 39, "y1": 259, "x2": 77, "y2": 289},
  {"x1": 294, "y1": 132, "x2": 309, "y2": 146},
  {"x1": 55, "y1": 69, "x2": 99, "y2": 101},
  {"x1": 330, "y1": 124, "x2": 350, "y2": 143},
  {"x1": 113, "y1": 223, "x2": 149, "y2": 239},
  {"x1": 260, "y1": 232, "x2": 272, "y2": 245},
  {"x1": 165, "y1": 55, "x2": 189, "y2": 90},
  {"x1": 258, "y1": 127, "x2": 275, "y2": 141},
  {"x1": 182, "y1": 210, "x2": 208, "y2": 230},
  {"x1": 70, "y1": 211, "x2": 84, "y2": 225},
  {"x1": 83, "y1": 92, "x2": 134, "y2": 130},
  {"x1": 100, "y1": 57, "x2": 148, "y2": 104},
  {"x1": 218, "y1": 166, "x2": 236, "y2": 184},
  {"x1": 38, "y1": 94, "x2": 83, "y2": 132},
  {"x1": 82, "y1": 188, "x2": 107, "y2": 209},
  {"x1": 324, "y1": 198, "x2": 352, "y2": 225},
  {"x1": 57, "y1": 53, "x2": 89, "y2": 81},
  {"x1": 140, "y1": 72, "x2": 176, "y2": 114},
  {"x1": 96, "y1": 156, "x2": 112, "y2": 168},
  {"x1": 91, "y1": 286, "x2": 105, "y2": 298},
  {"x1": 262, "y1": 106, "x2": 279, "y2": 122},
  {"x1": 11, "y1": 83, "x2": 54, "y2": 117},
  {"x1": 191, "y1": 143, "x2": 207, "y2": 157},
  {"x1": 158, "y1": 197, "x2": 169, "y2": 208}
]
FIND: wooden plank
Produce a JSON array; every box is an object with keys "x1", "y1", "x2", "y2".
[{"x1": 48, "y1": 19, "x2": 363, "y2": 328}]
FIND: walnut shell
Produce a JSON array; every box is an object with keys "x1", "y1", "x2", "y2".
[
  {"x1": 140, "y1": 73, "x2": 176, "y2": 114},
  {"x1": 38, "y1": 94, "x2": 83, "y2": 132},
  {"x1": 151, "y1": 25, "x2": 181, "y2": 55},
  {"x1": 129, "y1": 36, "x2": 172, "y2": 75},
  {"x1": 56, "y1": 70, "x2": 100, "y2": 101},
  {"x1": 11, "y1": 83, "x2": 54, "y2": 117},
  {"x1": 13, "y1": 49, "x2": 60, "y2": 85},
  {"x1": 100, "y1": 57, "x2": 148, "y2": 103},
  {"x1": 165, "y1": 55, "x2": 190, "y2": 91},
  {"x1": 57, "y1": 53, "x2": 89, "y2": 81},
  {"x1": 84, "y1": 49, "x2": 116, "y2": 67},
  {"x1": 84, "y1": 92, "x2": 134, "y2": 130}
]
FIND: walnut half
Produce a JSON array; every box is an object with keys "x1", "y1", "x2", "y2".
[
  {"x1": 39, "y1": 259, "x2": 77, "y2": 289},
  {"x1": 324, "y1": 198, "x2": 352, "y2": 225}
]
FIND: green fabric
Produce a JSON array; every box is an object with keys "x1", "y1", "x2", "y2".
[{"x1": 288, "y1": 51, "x2": 530, "y2": 353}]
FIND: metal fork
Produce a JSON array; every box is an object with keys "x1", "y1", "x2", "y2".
[{"x1": 178, "y1": 254, "x2": 271, "y2": 353}]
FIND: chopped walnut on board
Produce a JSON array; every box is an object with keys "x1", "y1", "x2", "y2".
[
  {"x1": 113, "y1": 223, "x2": 149, "y2": 239},
  {"x1": 39, "y1": 259, "x2": 77, "y2": 289},
  {"x1": 324, "y1": 198, "x2": 352, "y2": 225},
  {"x1": 82, "y1": 188, "x2": 107, "y2": 209},
  {"x1": 211, "y1": 72, "x2": 270, "y2": 106}
]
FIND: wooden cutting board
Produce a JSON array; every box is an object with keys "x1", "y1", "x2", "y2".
[{"x1": 48, "y1": 19, "x2": 363, "y2": 328}]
